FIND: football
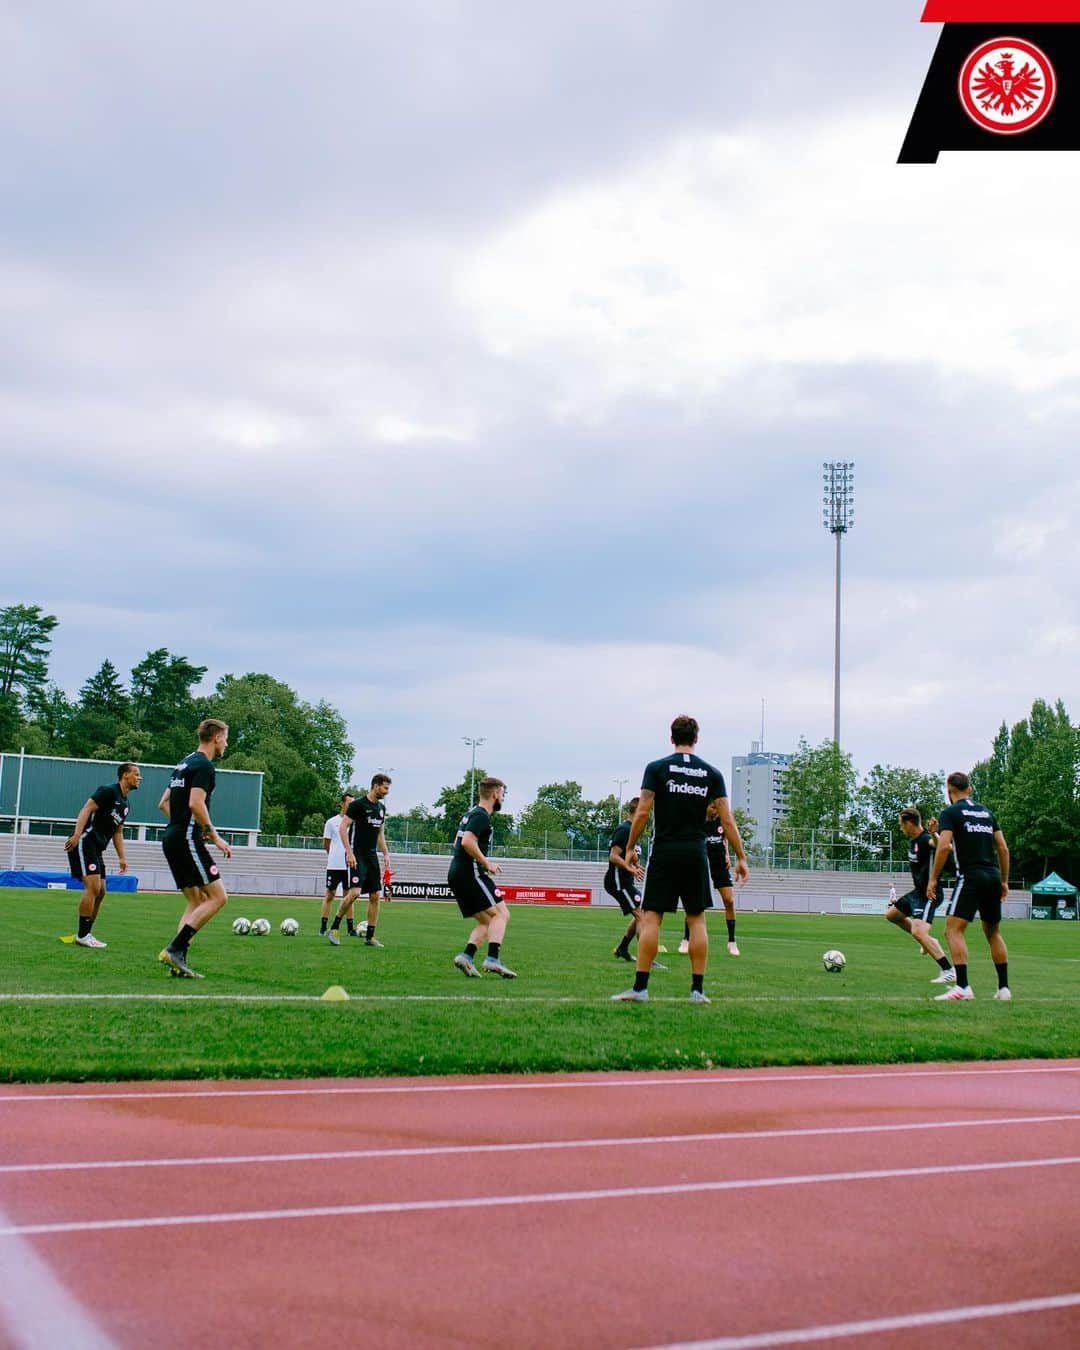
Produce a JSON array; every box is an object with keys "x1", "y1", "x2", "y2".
[
  {"x1": 823, "y1": 949, "x2": 846, "y2": 972},
  {"x1": 251, "y1": 918, "x2": 271, "y2": 936},
  {"x1": 280, "y1": 917, "x2": 299, "y2": 937},
  {"x1": 232, "y1": 917, "x2": 251, "y2": 935}
]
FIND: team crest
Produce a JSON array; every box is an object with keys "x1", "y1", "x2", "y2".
[{"x1": 959, "y1": 37, "x2": 1057, "y2": 135}]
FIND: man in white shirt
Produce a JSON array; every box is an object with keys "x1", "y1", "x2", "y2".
[{"x1": 320, "y1": 793, "x2": 355, "y2": 936}]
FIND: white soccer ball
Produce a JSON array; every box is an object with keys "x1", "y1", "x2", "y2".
[
  {"x1": 823, "y1": 949, "x2": 846, "y2": 972},
  {"x1": 280, "y1": 917, "x2": 299, "y2": 937},
  {"x1": 232, "y1": 916, "x2": 251, "y2": 935},
  {"x1": 251, "y1": 917, "x2": 271, "y2": 936}
]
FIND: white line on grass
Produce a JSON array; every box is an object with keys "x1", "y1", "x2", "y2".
[
  {"x1": 0, "y1": 991, "x2": 1070, "y2": 1005},
  {"x1": 0, "y1": 1202, "x2": 115, "y2": 1348},
  {"x1": 638, "y1": 1292, "x2": 1080, "y2": 1349},
  {"x1": 1, "y1": 1155, "x2": 1076, "y2": 1239},
  {"x1": 2, "y1": 1063, "x2": 1077, "y2": 1104},
  {"x1": 2, "y1": 1114, "x2": 1076, "y2": 1176}
]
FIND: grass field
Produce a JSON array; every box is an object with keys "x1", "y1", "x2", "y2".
[{"x1": 1, "y1": 887, "x2": 1077, "y2": 1082}]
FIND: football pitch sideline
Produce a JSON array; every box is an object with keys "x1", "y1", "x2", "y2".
[{"x1": 1, "y1": 888, "x2": 1077, "y2": 1082}]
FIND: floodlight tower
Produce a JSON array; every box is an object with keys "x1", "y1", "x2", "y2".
[
  {"x1": 822, "y1": 462, "x2": 855, "y2": 748},
  {"x1": 462, "y1": 736, "x2": 485, "y2": 806}
]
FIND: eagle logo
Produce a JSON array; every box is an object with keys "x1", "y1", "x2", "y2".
[{"x1": 959, "y1": 38, "x2": 1056, "y2": 136}]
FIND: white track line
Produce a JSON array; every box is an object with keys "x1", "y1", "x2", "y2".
[
  {"x1": 639, "y1": 1292, "x2": 1080, "y2": 1349},
  {"x1": 0, "y1": 1202, "x2": 115, "y2": 1348},
  {"x1": 2, "y1": 1114, "x2": 1075, "y2": 1176},
  {"x1": 1, "y1": 1155, "x2": 1076, "y2": 1239},
  {"x1": 2, "y1": 1062, "x2": 1077, "y2": 1104}
]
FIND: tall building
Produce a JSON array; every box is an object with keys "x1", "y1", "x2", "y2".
[{"x1": 730, "y1": 743, "x2": 791, "y2": 850}]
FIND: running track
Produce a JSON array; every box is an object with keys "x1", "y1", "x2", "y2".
[{"x1": 1, "y1": 1060, "x2": 1078, "y2": 1349}]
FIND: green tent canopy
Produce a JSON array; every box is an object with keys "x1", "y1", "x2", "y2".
[{"x1": 1030, "y1": 872, "x2": 1078, "y2": 897}]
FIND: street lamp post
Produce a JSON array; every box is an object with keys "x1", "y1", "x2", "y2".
[
  {"x1": 822, "y1": 461, "x2": 855, "y2": 748},
  {"x1": 613, "y1": 777, "x2": 629, "y2": 820},
  {"x1": 462, "y1": 737, "x2": 485, "y2": 807}
]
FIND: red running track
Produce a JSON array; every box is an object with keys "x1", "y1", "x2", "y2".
[{"x1": 0, "y1": 1060, "x2": 1078, "y2": 1349}]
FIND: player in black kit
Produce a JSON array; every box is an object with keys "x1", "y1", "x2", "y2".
[
  {"x1": 330, "y1": 774, "x2": 392, "y2": 947},
  {"x1": 929, "y1": 771, "x2": 1011, "y2": 1002},
  {"x1": 448, "y1": 776, "x2": 516, "y2": 978},
  {"x1": 607, "y1": 797, "x2": 646, "y2": 961},
  {"x1": 885, "y1": 808, "x2": 955, "y2": 985},
  {"x1": 678, "y1": 798, "x2": 742, "y2": 957},
  {"x1": 157, "y1": 719, "x2": 232, "y2": 978},
  {"x1": 612, "y1": 715, "x2": 748, "y2": 1004},
  {"x1": 64, "y1": 762, "x2": 141, "y2": 949}
]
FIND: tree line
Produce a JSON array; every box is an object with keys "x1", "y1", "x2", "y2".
[
  {"x1": 3, "y1": 603, "x2": 1076, "y2": 875},
  {"x1": 773, "y1": 698, "x2": 1080, "y2": 884}
]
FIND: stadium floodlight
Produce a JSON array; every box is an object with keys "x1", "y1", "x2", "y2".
[
  {"x1": 614, "y1": 777, "x2": 629, "y2": 817},
  {"x1": 462, "y1": 736, "x2": 486, "y2": 806},
  {"x1": 822, "y1": 461, "x2": 855, "y2": 748}
]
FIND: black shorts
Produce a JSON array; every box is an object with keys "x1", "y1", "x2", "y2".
[
  {"x1": 347, "y1": 850, "x2": 381, "y2": 895},
  {"x1": 68, "y1": 836, "x2": 105, "y2": 882},
  {"x1": 325, "y1": 868, "x2": 349, "y2": 894},
  {"x1": 950, "y1": 870, "x2": 1003, "y2": 925},
  {"x1": 893, "y1": 889, "x2": 941, "y2": 924},
  {"x1": 163, "y1": 827, "x2": 222, "y2": 892},
  {"x1": 709, "y1": 856, "x2": 734, "y2": 891},
  {"x1": 642, "y1": 845, "x2": 713, "y2": 917},
  {"x1": 604, "y1": 871, "x2": 641, "y2": 916},
  {"x1": 448, "y1": 862, "x2": 502, "y2": 918}
]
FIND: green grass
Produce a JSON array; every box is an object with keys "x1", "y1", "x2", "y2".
[{"x1": 1, "y1": 887, "x2": 1077, "y2": 1082}]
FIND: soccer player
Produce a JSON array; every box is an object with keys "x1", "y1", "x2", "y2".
[
  {"x1": 885, "y1": 808, "x2": 955, "y2": 984},
  {"x1": 928, "y1": 771, "x2": 1011, "y2": 1002},
  {"x1": 448, "y1": 776, "x2": 516, "y2": 978},
  {"x1": 331, "y1": 773, "x2": 392, "y2": 947},
  {"x1": 612, "y1": 715, "x2": 748, "y2": 1005},
  {"x1": 320, "y1": 791, "x2": 355, "y2": 936},
  {"x1": 607, "y1": 797, "x2": 646, "y2": 961},
  {"x1": 64, "y1": 762, "x2": 141, "y2": 948},
  {"x1": 157, "y1": 719, "x2": 232, "y2": 979}
]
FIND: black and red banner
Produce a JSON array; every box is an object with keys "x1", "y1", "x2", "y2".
[{"x1": 900, "y1": 3, "x2": 1080, "y2": 161}]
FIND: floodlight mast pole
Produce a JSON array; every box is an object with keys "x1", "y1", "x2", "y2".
[
  {"x1": 822, "y1": 462, "x2": 855, "y2": 749},
  {"x1": 463, "y1": 736, "x2": 485, "y2": 807}
]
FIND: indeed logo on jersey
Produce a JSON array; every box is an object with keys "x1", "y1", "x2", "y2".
[
  {"x1": 964, "y1": 822, "x2": 994, "y2": 836},
  {"x1": 668, "y1": 781, "x2": 708, "y2": 797}
]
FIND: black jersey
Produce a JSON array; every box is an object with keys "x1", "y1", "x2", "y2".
[
  {"x1": 907, "y1": 829, "x2": 935, "y2": 894},
  {"x1": 83, "y1": 783, "x2": 130, "y2": 849},
  {"x1": 346, "y1": 796, "x2": 387, "y2": 852},
  {"x1": 605, "y1": 820, "x2": 632, "y2": 889},
  {"x1": 705, "y1": 818, "x2": 730, "y2": 858},
  {"x1": 938, "y1": 799, "x2": 1001, "y2": 874},
  {"x1": 165, "y1": 751, "x2": 215, "y2": 836},
  {"x1": 642, "y1": 752, "x2": 727, "y2": 847},
  {"x1": 452, "y1": 805, "x2": 492, "y2": 862}
]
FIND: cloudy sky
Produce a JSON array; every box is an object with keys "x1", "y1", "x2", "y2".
[{"x1": 5, "y1": 2, "x2": 1079, "y2": 811}]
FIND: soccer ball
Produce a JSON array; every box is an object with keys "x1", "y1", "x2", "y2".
[
  {"x1": 823, "y1": 949, "x2": 846, "y2": 972},
  {"x1": 280, "y1": 918, "x2": 299, "y2": 937},
  {"x1": 251, "y1": 918, "x2": 271, "y2": 936},
  {"x1": 232, "y1": 917, "x2": 251, "y2": 935}
]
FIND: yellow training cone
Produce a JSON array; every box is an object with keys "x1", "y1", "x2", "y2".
[
  {"x1": 59, "y1": 935, "x2": 76, "y2": 944},
  {"x1": 320, "y1": 985, "x2": 350, "y2": 1002}
]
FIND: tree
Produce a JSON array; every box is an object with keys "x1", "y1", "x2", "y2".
[
  {"x1": 856, "y1": 762, "x2": 946, "y2": 867},
  {"x1": 208, "y1": 674, "x2": 354, "y2": 834},
  {"x1": 130, "y1": 649, "x2": 208, "y2": 762},
  {"x1": 24, "y1": 683, "x2": 76, "y2": 751},
  {"x1": 732, "y1": 807, "x2": 756, "y2": 853},
  {"x1": 997, "y1": 700, "x2": 1080, "y2": 882},
  {"x1": 433, "y1": 769, "x2": 514, "y2": 844},
  {"x1": 0, "y1": 693, "x2": 20, "y2": 752},
  {"x1": 773, "y1": 738, "x2": 860, "y2": 867},
  {"x1": 971, "y1": 721, "x2": 1010, "y2": 812},
  {"x1": 385, "y1": 805, "x2": 441, "y2": 846},
  {"x1": 0, "y1": 604, "x2": 58, "y2": 709},
  {"x1": 67, "y1": 660, "x2": 132, "y2": 758}
]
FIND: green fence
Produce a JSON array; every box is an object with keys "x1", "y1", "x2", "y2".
[{"x1": 0, "y1": 752, "x2": 263, "y2": 832}]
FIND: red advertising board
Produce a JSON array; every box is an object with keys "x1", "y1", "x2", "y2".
[{"x1": 497, "y1": 884, "x2": 592, "y2": 906}]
